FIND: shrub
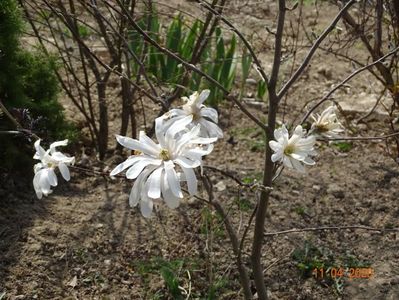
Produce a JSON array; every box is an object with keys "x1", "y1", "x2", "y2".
[{"x1": 0, "y1": 0, "x2": 73, "y2": 170}]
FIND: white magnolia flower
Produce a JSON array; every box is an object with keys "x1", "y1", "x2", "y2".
[
  {"x1": 33, "y1": 139, "x2": 75, "y2": 199},
  {"x1": 269, "y1": 125, "x2": 316, "y2": 173},
  {"x1": 111, "y1": 115, "x2": 216, "y2": 218},
  {"x1": 158, "y1": 90, "x2": 223, "y2": 138},
  {"x1": 310, "y1": 106, "x2": 344, "y2": 138}
]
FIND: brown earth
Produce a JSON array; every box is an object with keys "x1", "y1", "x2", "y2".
[{"x1": 1, "y1": 1, "x2": 399, "y2": 299}]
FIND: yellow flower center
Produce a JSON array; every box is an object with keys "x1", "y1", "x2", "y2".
[
  {"x1": 159, "y1": 149, "x2": 171, "y2": 161},
  {"x1": 315, "y1": 123, "x2": 329, "y2": 133},
  {"x1": 284, "y1": 144, "x2": 295, "y2": 156},
  {"x1": 191, "y1": 112, "x2": 201, "y2": 121}
]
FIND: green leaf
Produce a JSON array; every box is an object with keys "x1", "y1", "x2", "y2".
[{"x1": 257, "y1": 80, "x2": 267, "y2": 100}]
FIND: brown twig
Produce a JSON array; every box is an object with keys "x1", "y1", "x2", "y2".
[{"x1": 264, "y1": 225, "x2": 399, "y2": 237}]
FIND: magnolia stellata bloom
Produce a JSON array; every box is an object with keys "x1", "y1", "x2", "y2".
[
  {"x1": 158, "y1": 90, "x2": 223, "y2": 138},
  {"x1": 33, "y1": 139, "x2": 75, "y2": 199},
  {"x1": 110, "y1": 115, "x2": 216, "y2": 218},
  {"x1": 310, "y1": 106, "x2": 344, "y2": 138},
  {"x1": 269, "y1": 125, "x2": 316, "y2": 173}
]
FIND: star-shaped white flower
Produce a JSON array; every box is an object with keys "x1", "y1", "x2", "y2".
[
  {"x1": 269, "y1": 125, "x2": 316, "y2": 173},
  {"x1": 158, "y1": 90, "x2": 223, "y2": 139},
  {"x1": 33, "y1": 139, "x2": 75, "y2": 199},
  {"x1": 111, "y1": 115, "x2": 216, "y2": 218},
  {"x1": 310, "y1": 106, "x2": 344, "y2": 138}
]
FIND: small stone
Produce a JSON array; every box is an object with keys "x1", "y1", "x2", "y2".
[
  {"x1": 312, "y1": 185, "x2": 321, "y2": 192},
  {"x1": 246, "y1": 78, "x2": 257, "y2": 86},
  {"x1": 327, "y1": 183, "x2": 345, "y2": 198},
  {"x1": 317, "y1": 66, "x2": 332, "y2": 79},
  {"x1": 215, "y1": 181, "x2": 226, "y2": 192}
]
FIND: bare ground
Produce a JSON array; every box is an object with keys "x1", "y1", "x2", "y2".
[{"x1": 1, "y1": 0, "x2": 399, "y2": 299}]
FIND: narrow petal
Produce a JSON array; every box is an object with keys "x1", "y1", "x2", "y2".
[
  {"x1": 139, "y1": 131, "x2": 161, "y2": 152},
  {"x1": 271, "y1": 152, "x2": 283, "y2": 162},
  {"x1": 110, "y1": 156, "x2": 141, "y2": 176},
  {"x1": 175, "y1": 124, "x2": 201, "y2": 153},
  {"x1": 164, "y1": 160, "x2": 183, "y2": 198},
  {"x1": 200, "y1": 107, "x2": 218, "y2": 123},
  {"x1": 291, "y1": 158, "x2": 305, "y2": 173},
  {"x1": 162, "y1": 172, "x2": 180, "y2": 209},
  {"x1": 199, "y1": 119, "x2": 223, "y2": 138},
  {"x1": 49, "y1": 139, "x2": 68, "y2": 153},
  {"x1": 165, "y1": 115, "x2": 193, "y2": 141},
  {"x1": 274, "y1": 125, "x2": 289, "y2": 143},
  {"x1": 39, "y1": 169, "x2": 52, "y2": 195},
  {"x1": 33, "y1": 139, "x2": 46, "y2": 160},
  {"x1": 125, "y1": 158, "x2": 161, "y2": 179},
  {"x1": 116, "y1": 134, "x2": 159, "y2": 157},
  {"x1": 189, "y1": 137, "x2": 217, "y2": 145},
  {"x1": 197, "y1": 89, "x2": 210, "y2": 105},
  {"x1": 129, "y1": 171, "x2": 148, "y2": 207},
  {"x1": 269, "y1": 141, "x2": 282, "y2": 152},
  {"x1": 140, "y1": 180, "x2": 154, "y2": 217},
  {"x1": 174, "y1": 156, "x2": 201, "y2": 168},
  {"x1": 47, "y1": 168, "x2": 58, "y2": 186},
  {"x1": 58, "y1": 162, "x2": 71, "y2": 181},
  {"x1": 33, "y1": 172, "x2": 43, "y2": 199},
  {"x1": 181, "y1": 166, "x2": 197, "y2": 195},
  {"x1": 147, "y1": 167, "x2": 163, "y2": 199}
]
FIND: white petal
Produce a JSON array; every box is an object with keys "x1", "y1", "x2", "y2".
[
  {"x1": 271, "y1": 152, "x2": 283, "y2": 162},
  {"x1": 39, "y1": 169, "x2": 52, "y2": 195},
  {"x1": 199, "y1": 119, "x2": 223, "y2": 138},
  {"x1": 125, "y1": 158, "x2": 161, "y2": 179},
  {"x1": 274, "y1": 125, "x2": 289, "y2": 143},
  {"x1": 147, "y1": 167, "x2": 163, "y2": 199},
  {"x1": 58, "y1": 162, "x2": 71, "y2": 181},
  {"x1": 164, "y1": 160, "x2": 183, "y2": 198},
  {"x1": 200, "y1": 107, "x2": 218, "y2": 123},
  {"x1": 165, "y1": 115, "x2": 193, "y2": 141},
  {"x1": 197, "y1": 89, "x2": 210, "y2": 105},
  {"x1": 162, "y1": 172, "x2": 180, "y2": 209},
  {"x1": 175, "y1": 124, "x2": 201, "y2": 153},
  {"x1": 291, "y1": 158, "x2": 305, "y2": 173},
  {"x1": 140, "y1": 186, "x2": 154, "y2": 218},
  {"x1": 115, "y1": 134, "x2": 159, "y2": 157},
  {"x1": 33, "y1": 139, "x2": 46, "y2": 160},
  {"x1": 189, "y1": 137, "x2": 217, "y2": 145},
  {"x1": 269, "y1": 141, "x2": 282, "y2": 152},
  {"x1": 49, "y1": 139, "x2": 68, "y2": 153},
  {"x1": 174, "y1": 156, "x2": 201, "y2": 168},
  {"x1": 282, "y1": 156, "x2": 294, "y2": 169},
  {"x1": 303, "y1": 156, "x2": 316, "y2": 165},
  {"x1": 110, "y1": 156, "x2": 141, "y2": 176},
  {"x1": 47, "y1": 168, "x2": 58, "y2": 186},
  {"x1": 139, "y1": 131, "x2": 161, "y2": 152},
  {"x1": 33, "y1": 172, "x2": 43, "y2": 199},
  {"x1": 155, "y1": 112, "x2": 185, "y2": 146},
  {"x1": 181, "y1": 166, "x2": 197, "y2": 195}
]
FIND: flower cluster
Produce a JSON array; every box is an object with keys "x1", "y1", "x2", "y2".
[
  {"x1": 33, "y1": 139, "x2": 75, "y2": 199},
  {"x1": 111, "y1": 90, "x2": 222, "y2": 217},
  {"x1": 269, "y1": 106, "x2": 343, "y2": 172}
]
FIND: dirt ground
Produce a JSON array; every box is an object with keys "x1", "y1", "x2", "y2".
[{"x1": 1, "y1": 0, "x2": 399, "y2": 299}]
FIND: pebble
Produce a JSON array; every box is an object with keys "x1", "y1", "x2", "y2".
[{"x1": 327, "y1": 183, "x2": 345, "y2": 198}]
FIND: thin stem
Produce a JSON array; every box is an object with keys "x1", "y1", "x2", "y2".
[
  {"x1": 301, "y1": 46, "x2": 399, "y2": 124},
  {"x1": 277, "y1": 0, "x2": 357, "y2": 100},
  {"x1": 0, "y1": 100, "x2": 40, "y2": 141},
  {"x1": 264, "y1": 225, "x2": 398, "y2": 237}
]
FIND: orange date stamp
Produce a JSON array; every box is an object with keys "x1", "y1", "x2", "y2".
[{"x1": 312, "y1": 267, "x2": 374, "y2": 279}]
